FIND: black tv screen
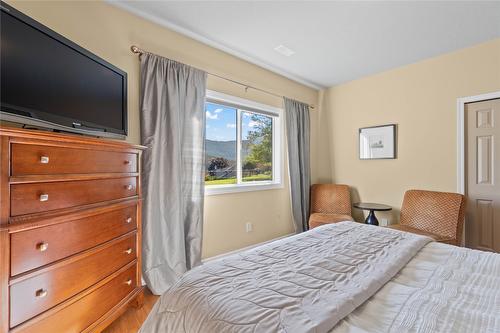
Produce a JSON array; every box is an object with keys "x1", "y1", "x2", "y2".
[{"x1": 0, "y1": 2, "x2": 127, "y2": 138}]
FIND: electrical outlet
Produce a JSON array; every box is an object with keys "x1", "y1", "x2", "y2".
[{"x1": 245, "y1": 222, "x2": 253, "y2": 233}]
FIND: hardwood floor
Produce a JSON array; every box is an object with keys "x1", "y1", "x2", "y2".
[{"x1": 103, "y1": 288, "x2": 159, "y2": 333}]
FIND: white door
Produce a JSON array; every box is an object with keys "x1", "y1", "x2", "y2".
[{"x1": 465, "y1": 98, "x2": 500, "y2": 252}]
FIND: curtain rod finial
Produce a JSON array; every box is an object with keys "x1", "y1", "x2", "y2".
[{"x1": 131, "y1": 45, "x2": 143, "y2": 54}]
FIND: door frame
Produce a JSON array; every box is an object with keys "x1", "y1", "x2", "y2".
[{"x1": 456, "y1": 91, "x2": 500, "y2": 194}]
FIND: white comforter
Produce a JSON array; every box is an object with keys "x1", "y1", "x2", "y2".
[
  {"x1": 331, "y1": 241, "x2": 500, "y2": 333},
  {"x1": 140, "y1": 222, "x2": 432, "y2": 333}
]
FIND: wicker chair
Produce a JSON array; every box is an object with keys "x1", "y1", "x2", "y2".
[
  {"x1": 308, "y1": 184, "x2": 354, "y2": 229},
  {"x1": 388, "y1": 189, "x2": 466, "y2": 245}
]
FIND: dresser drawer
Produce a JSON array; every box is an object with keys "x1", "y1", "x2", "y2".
[
  {"x1": 15, "y1": 264, "x2": 137, "y2": 333},
  {"x1": 10, "y1": 177, "x2": 137, "y2": 216},
  {"x1": 11, "y1": 205, "x2": 137, "y2": 276},
  {"x1": 10, "y1": 234, "x2": 137, "y2": 326},
  {"x1": 11, "y1": 143, "x2": 138, "y2": 176}
]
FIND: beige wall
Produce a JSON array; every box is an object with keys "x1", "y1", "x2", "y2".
[
  {"x1": 321, "y1": 39, "x2": 500, "y2": 223},
  {"x1": 6, "y1": 1, "x2": 319, "y2": 258}
]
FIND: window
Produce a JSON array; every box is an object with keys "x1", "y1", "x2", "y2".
[{"x1": 205, "y1": 90, "x2": 282, "y2": 195}]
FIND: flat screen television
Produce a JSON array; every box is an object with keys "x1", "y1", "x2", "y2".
[{"x1": 0, "y1": 2, "x2": 127, "y2": 139}]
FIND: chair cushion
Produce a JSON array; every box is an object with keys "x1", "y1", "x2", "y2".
[
  {"x1": 309, "y1": 213, "x2": 354, "y2": 229},
  {"x1": 387, "y1": 224, "x2": 458, "y2": 245}
]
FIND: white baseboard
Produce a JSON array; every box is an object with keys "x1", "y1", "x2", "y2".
[{"x1": 202, "y1": 232, "x2": 295, "y2": 263}]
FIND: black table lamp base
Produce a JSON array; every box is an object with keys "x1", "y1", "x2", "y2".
[
  {"x1": 365, "y1": 210, "x2": 379, "y2": 226},
  {"x1": 353, "y1": 202, "x2": 392, "y2": 227}
]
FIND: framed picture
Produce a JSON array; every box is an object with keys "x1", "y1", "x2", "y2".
[{"x1": 359, "y1": 124, "x2": 396, "y2": 159}]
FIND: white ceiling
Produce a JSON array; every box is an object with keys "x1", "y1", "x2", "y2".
[{"x1": 111, "y1": 1, "x2": 500, "y2": 89}]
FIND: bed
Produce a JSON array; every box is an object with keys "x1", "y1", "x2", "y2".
[{"x1": 139, "y1": 222, "x2": 500, "y2": 333}]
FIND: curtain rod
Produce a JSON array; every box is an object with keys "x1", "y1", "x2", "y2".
[{"x1": 130, "y1": 45, "x2": 315, "y2": 109}]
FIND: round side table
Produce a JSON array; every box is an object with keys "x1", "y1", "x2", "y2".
[{"x1": 353, "y1": 202, "x2": 392, "y2": 226}]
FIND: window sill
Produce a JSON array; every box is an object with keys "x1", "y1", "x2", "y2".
[{"x1": 205, "y1": 182, "x2": 283, "y2": 196}]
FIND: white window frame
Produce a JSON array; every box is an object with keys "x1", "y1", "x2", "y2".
[{"x1": 205, "y1": 90, "x2": 283, "y2": 196}]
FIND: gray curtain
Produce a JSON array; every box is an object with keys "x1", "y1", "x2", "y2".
[
  {"x1": 140, "y1": 53, "x2": 207, "y2": 295},
  {"x1": 284, "y1": 98, "x2": 311, "y2": 233}
]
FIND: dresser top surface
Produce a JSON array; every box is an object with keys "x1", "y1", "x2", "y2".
[{"x1": 0, "y1": 126, "x2": 146, "y2": 150}]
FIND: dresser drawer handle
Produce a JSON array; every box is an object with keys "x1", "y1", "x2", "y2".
[
  {"x1": 126, "y1": 217, "x2": 132, "y2": 224},
  {"x1": 125, "y1": 279, "x2": 132, "y2": 286},
  {"x1": 36, "y1": 242, "x2": 49, "y2": 252},
  {"x1": 40, "y1": 156, "x2": 49, "y2": 164},
  {"x1": 39, "y1": 194, "x2": 49, "y2": 202},
  {"x1": 35, "y1": 289, "x2": 48, "y2": 298},
  {"x1": 124, "y1": 248, "x2": 132, "y2": 255},
  {"x1": 125, "y1": 184, "x2": 134, "y2": 191},
  {"x1": 124, "y1": 160, "x2": 130, "y2": 165}
]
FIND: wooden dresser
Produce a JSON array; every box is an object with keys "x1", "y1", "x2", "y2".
[{"x1": 0, "y1": 127, "x2": 145, "y2": 333}]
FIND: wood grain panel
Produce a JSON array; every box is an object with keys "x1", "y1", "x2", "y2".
[
  {"x1": 1, "y1": 137, "x2": 10, "y2": 226},
  {"x1": 1, "y1": 127, "x2": 145, "y2": 151},
  {"x1": 10, "y1": 177, "x2": 137, "y2": 216},
  {"x1": 0, "y1": 138, "x2": 9, "y2": 332},
  {"x1": 11, "y1": 144, "x2": 137, "y2": 176},
  {"x1": 14, "y1": 265, "x2": 137, "y2": 333},
  {"x1": 10, "y1": 234, "x2": 136, "y2": 326},
  {"x1": 11, "y1": 205, "x2": 137, "y2": 276},
  {"x1": 0, "y1": 230, "x2": 9, "y2": 333}
]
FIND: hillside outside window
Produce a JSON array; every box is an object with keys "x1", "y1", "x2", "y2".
[{"x1": 204, "y1": 91, "x2": 283, "y2": 195}]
